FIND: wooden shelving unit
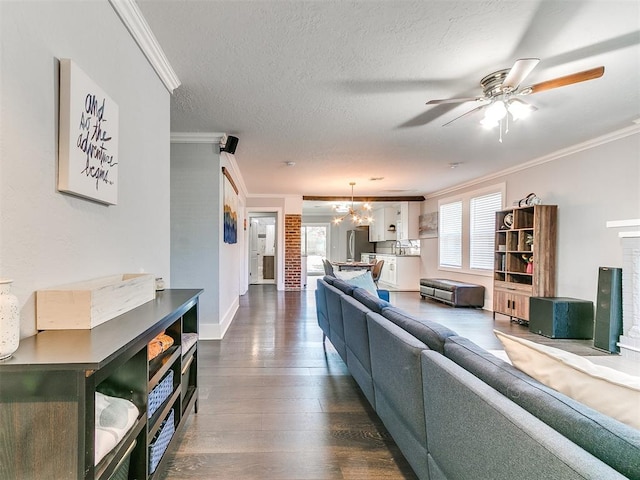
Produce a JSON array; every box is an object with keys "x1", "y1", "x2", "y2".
[
  {"x1": 0, "y1": 289, "x2": 201, "y2": 480},
  {"x1": 493, "y1": 205, "x2": 557, "y2": 323}
]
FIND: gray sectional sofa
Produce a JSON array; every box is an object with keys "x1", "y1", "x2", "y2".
[{"x1": 315, "y1": 276, "x2": 640, "y2": 480}]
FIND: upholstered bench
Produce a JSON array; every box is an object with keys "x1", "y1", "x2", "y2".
[{"x1": 419, "y1": 278, "x2": 485, "y2": 308}]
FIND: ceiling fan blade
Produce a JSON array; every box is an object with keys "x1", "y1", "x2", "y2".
[
  {"x1": 502, "y1": 58, "x2": 540, "y2": 90},
  {"x1": 526, "y1": 66, "x2": 605, "y2": 94},
  {"x1": 442, "y1": 104, "x2": 487, "y2": 127},
  {"x1": 426, "y1": 97, "x2": 483, "y2": 105}
]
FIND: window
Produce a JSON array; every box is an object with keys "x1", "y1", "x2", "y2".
[
  {"x1": 439, "y1": 201, "x2": 462, "y2": 268},
  {"x1": 438, "y1": 184, "x2": 504, "y2": 274},
  {"x1": 470, "y1": 192, "x2": 502, "y2": 270}
]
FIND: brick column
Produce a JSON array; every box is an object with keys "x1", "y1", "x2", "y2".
[{"x1": 284, "y1": 214, "x2": 302, "y2": 291}]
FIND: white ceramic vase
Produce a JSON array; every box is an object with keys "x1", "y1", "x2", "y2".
[{"x1": 0, "y1": 279, "x2": 20, "y2": 360}]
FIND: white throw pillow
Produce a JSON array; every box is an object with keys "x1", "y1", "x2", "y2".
[
  {"x1": 336, "y1": 270, "x2": 379, "y2": 297},
  {"x1": 334, "y1": 269, "x2": 368, "y2": 280},
  {"x1": 494, "y1": 330, "x2": 640, "y2": 430}
]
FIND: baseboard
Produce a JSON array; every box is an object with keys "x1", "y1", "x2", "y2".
[{"x1": 198, "y1": 298, "x2": 239, "y2": 340}]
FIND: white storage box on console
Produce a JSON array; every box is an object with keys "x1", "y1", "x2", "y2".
[{"x1": 36, "y1": 274, "x2": 156, "y2": 330}]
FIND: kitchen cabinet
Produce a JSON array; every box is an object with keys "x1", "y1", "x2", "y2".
[
  {"x1": 395, "y1": 202, "x2": 421, "y2": 240},
  {"x1": 493, "y1": 205, "x2": 557, "y2": 323},
  {"x1": 379, "y1": 255, "x2": 396, "y2": 286},
  {"x1": 369, "y1": 207, "x2": 397, "y2": 242},
  {"x1": 376, "y1": 254, "x2": 421, "y2": 291},
  {"x1": 0, "y1": 289, "x2": 201, "y2": 480}
]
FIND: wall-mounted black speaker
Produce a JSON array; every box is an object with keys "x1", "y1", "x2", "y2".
[
  {"x1": 593, "y1": 266, "x2": 623, "y2": 353},
  {"x1": 221, "y1": 135, "x2": 239, "y2": 154}
]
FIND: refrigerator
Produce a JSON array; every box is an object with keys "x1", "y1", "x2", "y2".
[{"x1": 346, "y1": 227, "x2": 374, "y2": 261}]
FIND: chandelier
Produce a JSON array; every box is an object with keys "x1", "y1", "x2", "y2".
[{"x1": 332, "y1": 182, "x2": 373, "y2": 225}]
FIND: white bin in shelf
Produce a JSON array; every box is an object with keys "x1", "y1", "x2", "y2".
[{"x1": 36, "y1": 274, "x2": 156, "y2": 330}]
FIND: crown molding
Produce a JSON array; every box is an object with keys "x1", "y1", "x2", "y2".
[
  {"x1": 170, "y1": 132, "x2": 226, "y2": 144},
  {"x1": 170, "y1": 132, "x2": 248, "y2": 196},
  {"x1": 247, "y1": 193, "x2": 303, "y2": 200},
  {"x1": 425, "y1": 123, "x2": 640, "y2": 200},
  {"x1": 109, "y1": 0, "x2": 181, "y2": 93},
  {"x1": 303, "y1": 195, "x2": 425, "y2": 202}
]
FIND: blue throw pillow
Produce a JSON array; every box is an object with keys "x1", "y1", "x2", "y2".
[{"x1": 344, "y1": 271, "x2": 378, "y2": 297}]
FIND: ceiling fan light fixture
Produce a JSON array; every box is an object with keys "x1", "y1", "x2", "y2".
[
  {"x1": 485, "y1": 99, "x2": 507, "y2": 122},
  {"x1": 508, "y1": 99, "x2": 533, "y2": 121},
  {"x1": 426, "y1": 58, "x2": 604, "y2": 138}
]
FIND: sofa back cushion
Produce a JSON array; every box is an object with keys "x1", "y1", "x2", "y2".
[
  {"x1": 353, "y1": 288, "x2": 390, "y2": 313},
  {"x1": 323, "y1": 275, "x2": 336, "y2": 285},
  {"x1": 422, "y1": 350, "x2": 626, "y2": 480},
  {"x1": 367, "y1": 312, "x2": 430, "y2": 479},
  {"x1": 340, "y1": 295, "x2": 376, "y2": 407},
  {"x1": 382, "y1": 307, "x2": 457, "y2": 354},
  {"x1": 443, "y1": 335, "x2": 640, "y2": 479},
  {"x1": 330, "y1": 277, "x2": 356, "y2": 296}
]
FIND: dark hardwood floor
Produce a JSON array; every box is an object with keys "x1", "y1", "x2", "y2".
[{"x1": 159, "y1": 279, "x2": 606, "y2": 480}]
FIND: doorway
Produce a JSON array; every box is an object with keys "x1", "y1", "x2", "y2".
[
  {"x1": 249, "y1": 213, "x2": 277, "y2": 284},
  {"x1": 301, "y1": 223, "x2": 330, "y2": 277}
]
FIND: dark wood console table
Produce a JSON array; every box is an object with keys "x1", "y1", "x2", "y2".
[{"x1": 0, "y1": 289, "x2": 202, "y2": 480}]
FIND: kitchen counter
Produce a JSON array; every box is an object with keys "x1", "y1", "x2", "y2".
[{"x1": 364, "y1": 254, "x2": 421, "y2": 291}]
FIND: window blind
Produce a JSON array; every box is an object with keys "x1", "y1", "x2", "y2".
[
  {"x1": 439, "y1": 200, "x2": 462, "y2": 268},
  {"x1": 470, "y1": 191, "x2": 502, "y2": 270}
]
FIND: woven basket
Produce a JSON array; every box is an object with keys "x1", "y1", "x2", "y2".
[
  {"x1": 148, "y1": 370, "x2": 174, "y2": 418},
  {"x1": 149, "y1": 409, "x2": 175, "y2": 474}
]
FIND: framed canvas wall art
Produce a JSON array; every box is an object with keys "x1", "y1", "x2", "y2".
[
  {"x1": 222, "y1": 167, "x2": 238, "y2": 244},
  {"x1": 58, "y1": 59, "x2": 119, "y2": 205},
  {"x1": 419, "y1": 212, "x2": 438, "y2": 238}
]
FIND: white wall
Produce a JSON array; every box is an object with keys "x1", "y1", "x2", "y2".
[
  {"x1": 0, "y1": 1, "x2": 171, "y2": 337},
  {"x1": 170, "y1": 143, "x2": 220, "y2": 327},
  {"x1": 170, "y1": 145, "x2": 244, "y2": 339},
  {"x1": 219, "y1": 153, "x2": 244, "y2": 336},
  {"x1": 421, "y1": 132, "x2": 640, "y2": 309}
]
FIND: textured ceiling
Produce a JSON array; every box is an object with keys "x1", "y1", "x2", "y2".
[{"x1": 138, "y1": 0, "x2": 640, "y2": 200}]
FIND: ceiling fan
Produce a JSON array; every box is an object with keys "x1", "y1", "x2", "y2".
[{"x1": 426, "y1": 59, "x2": 605, "y2": 129}]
